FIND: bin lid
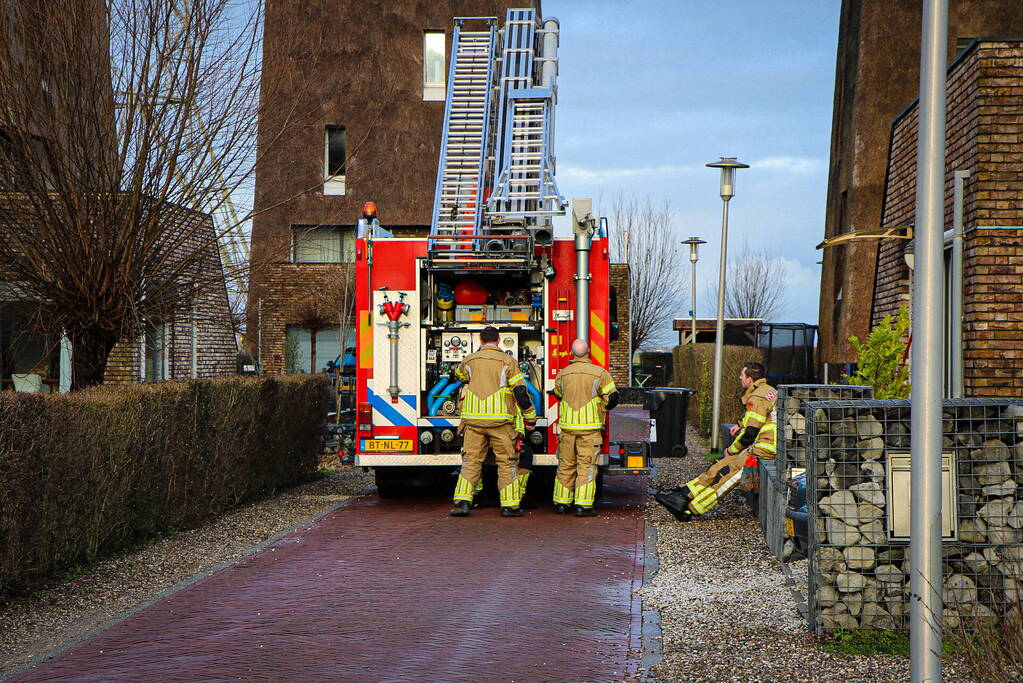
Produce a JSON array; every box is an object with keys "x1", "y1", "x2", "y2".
[{"x1": 642, "y1": 387, "x2": 694, "y2": 410}]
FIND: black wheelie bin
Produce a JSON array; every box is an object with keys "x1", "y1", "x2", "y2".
[{"x1": 643, "y1": 388, "x2": 695, "y2": 458}]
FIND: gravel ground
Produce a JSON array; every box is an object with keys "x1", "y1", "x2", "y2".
[
  {"x1": 0, "y1": 464, "x2": 373, "y2": 674},
  {"x1": 641, "y1": 426, "x2": 971, "y2": 683}
]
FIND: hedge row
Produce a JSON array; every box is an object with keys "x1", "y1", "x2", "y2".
[
  {"x1": 0, "y1": 375, "x2": 329, "y2": 594},
  {"x1": 672, "y1": 344, "x2": 765, "y2": 436}
]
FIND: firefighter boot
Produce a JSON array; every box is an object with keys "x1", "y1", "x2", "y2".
[
  {"x1": 554, "y1": 503, "x2": 572, "y2": 515},
  {"x1": 501, "y1": 506, "x2": 524, "y2": 517},
  {"x1": 575, "y1": 505, "x2": 597, "y2": 517},
  {"x1": 449, "y1": 501, "x2": 471, "y2": 517},
  {"x1": 654, "y1": 491, "x2": 694, "y2": 522}
]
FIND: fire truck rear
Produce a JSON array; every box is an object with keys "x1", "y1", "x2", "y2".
[{"x1": 353, "y1": 9, "x2": 645, "y2": 495}]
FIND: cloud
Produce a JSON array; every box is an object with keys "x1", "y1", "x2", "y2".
[
  {"x1": 752, "y1": 156, "x2": 827, "y2": 174},
  {"x1": 557, "y1": 163, "x2": 706, "y2": 184}
]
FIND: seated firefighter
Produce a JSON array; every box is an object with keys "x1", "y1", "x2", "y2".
[{"x1": 655, "y1": 361, "x2": 777, "y2": 520}]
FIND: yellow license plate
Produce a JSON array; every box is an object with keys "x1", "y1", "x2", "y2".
[
  {"x1": 785, "y1": 517, "x2": 795, "y2": 537},
  {"x1": 364, "y1": 439, "x2": 414, "y2": 452}
]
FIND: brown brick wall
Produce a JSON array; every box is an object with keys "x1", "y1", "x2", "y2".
[
  {"x1": 874, "y1": 40, "x2": 1023, "y2": 398},
  {"x1": 249, "y1": 1, "x2": 540, "y2": 367},
  {"x1": 104, "y1": 211, "x2": 237, "y2": 384},
  {"x1": 820, "y1": 1, "x2": 1023, "y2": 365},
  {"x1": 609, "y1": 263, "x2": 630, "y2": 387},
  {"x1": 252, "y1": 263, "x2": 355, "y2": 375}
]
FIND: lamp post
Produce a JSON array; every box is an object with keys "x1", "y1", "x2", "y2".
[
  {"x1": 706, "y1": 157, "x2": 748, "y2": 454},
  {"x1": 682, "y1": 237, "x2": 706, "y2": 345},
  {"x1": 911, "y1": 1, "x2": 948, "y2": 680}
]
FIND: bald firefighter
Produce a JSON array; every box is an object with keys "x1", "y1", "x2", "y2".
[
  {"x1": 553, "y1": 339, "x2": 619, "y2": 517},
  {"x1": 450, "y1": 327, "x2": 537, "y2": 518},
  {"x1": 655, "y1": 361, "x2": 777, "y2": 520}
]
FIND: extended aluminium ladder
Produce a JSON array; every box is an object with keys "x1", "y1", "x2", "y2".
[
  {"x1": 429, "y1": 18, "x2": 497, "y2": 254},
  {"x1": 487, "y1": 9, "x2": 565, "y2": 222}
]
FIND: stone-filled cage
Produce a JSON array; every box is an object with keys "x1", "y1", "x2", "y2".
[
  {"x1": 806, "y1": 398, "x2": 1023, "y2": 632},
  {"x1": 760, "y1": 384, "x2": 873, "y2": 563}
]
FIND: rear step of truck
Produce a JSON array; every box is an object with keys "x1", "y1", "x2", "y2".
[{"x1": 604, "y1": 441, "x2": 652, "y2": 475}]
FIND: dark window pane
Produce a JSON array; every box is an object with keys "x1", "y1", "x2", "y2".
[{"x1": 326, "y1": 126, "x2": 345, "y2": 177}]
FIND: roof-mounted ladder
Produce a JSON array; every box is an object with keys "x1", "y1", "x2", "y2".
[
  {"x1": 487, "y1": 8, "x2": 566, "y2": 222},
  {"x1": 428, "y1": 18, "x2": 497, "y2": 254}
]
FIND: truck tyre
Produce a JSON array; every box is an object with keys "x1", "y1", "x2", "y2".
[{"x1": 375, "y1": 468, "x2": 406, "y2": 498}]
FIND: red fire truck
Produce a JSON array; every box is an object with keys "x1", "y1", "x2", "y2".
[{"x1": 353, "y1": 9, "x2": 642, "y2": 495}]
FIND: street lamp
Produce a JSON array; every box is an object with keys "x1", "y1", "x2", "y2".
[
  {"x1": 681, "y1": 237, "x2": 706, "y2": 345},
  {"x1": 706, "y1": 156, "x2": 749, "y2": 454}
]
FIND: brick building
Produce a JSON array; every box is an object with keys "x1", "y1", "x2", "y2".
[
  {"x1": 872, "y1": 39, "x2": 1023, "y2": 397},
  {"x1": 0, "y1": 2, "x2": 235, "y2": 391},
  {"x1": 248, "y1": 1, "x2": 541, "y2": 375},
  {"x1": 608, "y1": 263, "x2": 630, "y2": 387},
  {"x1": 819, "y1": 0, "x2": 1023, "y2": 369}
]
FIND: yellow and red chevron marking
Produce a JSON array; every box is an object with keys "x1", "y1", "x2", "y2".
[
  {"x1": 358, "y1": 310, "x2": 372, "y2": 369},
  {"x1": 590, "y1": 311, "x2": 607, "y2": 367}
]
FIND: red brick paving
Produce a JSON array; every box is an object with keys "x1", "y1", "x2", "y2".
[{"x1": 12, "y1": 411, "x2": 650, "y2": 683}]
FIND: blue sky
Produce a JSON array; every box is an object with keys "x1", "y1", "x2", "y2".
[{"x1": 545, "y1": 0, "x2": 841, "y2": 330}]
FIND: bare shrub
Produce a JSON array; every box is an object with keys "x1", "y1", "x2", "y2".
[
  {"x1": 605, "y1": 193, "x2": 686, "y2": 349},
  {"x1": 0, "y1": 0, "x2": 318, "y2": 388}
]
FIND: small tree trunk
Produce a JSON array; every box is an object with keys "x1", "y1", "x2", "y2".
[
  {"x1": 68, "y1": 329, "x2": 118, "y2": 390},
  {"x1": 309, "y1": 329, "x2": 317, "y2": 373}
]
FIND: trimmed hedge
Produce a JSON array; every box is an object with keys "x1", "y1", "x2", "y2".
[
  {"x1": 672, "y1": 344, "x2": 765, "y2": 436},
  {"x1": 0, "y1": 375, "x2": 329, "y2": 594}
]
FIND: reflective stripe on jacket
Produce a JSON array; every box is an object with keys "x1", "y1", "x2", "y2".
[
  {"x1": 555, "y1": 356, "x2": 616, "y2": 432},
  {"x1": 727, "y1": 378, "x2": 777, "y2": 458},
  {"x1": 454, "y1": 346, "x2": 533, "y2": 426}
]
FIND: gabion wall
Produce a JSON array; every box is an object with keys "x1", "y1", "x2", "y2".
[
  {"x1": 806, "y1": 398, "x2": 1023, "y2": 632},
  {"x1": 760, "y1": 385, "x2": 874, "y2": 563},
  {"x1": 777, "y1": 385, "x2": 873, "y2": 470}
]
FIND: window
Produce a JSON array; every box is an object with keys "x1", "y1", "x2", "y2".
[
  {"x1": 292, "y1": 225, "x2": 355, "y2": 263},
  {"x1": 423, "y1": 31, "x2": 446, "y2": 101},
  {"x1": 954, "y1": 37, "x2": 974, "y2": 59},
  {"x1": 143, "y1": 322, "x2": 168, "y2": 382},
  {"x1": 285, "y1": 326, "x2": 355, "y2": 374},
  {"x1": 324, "y1": 125, "x2": 345, "y2": 195}
]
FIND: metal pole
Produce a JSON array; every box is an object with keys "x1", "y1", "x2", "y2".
[
  {"x1": 624, "y1": 230, "x2": 632, "y2": 385},
  {"x1": 710, "y1": 198, "x2": 730, "y2": 452},
  {"x1": 690, "y1": 260, "x2": 697, "y2": 344},
  {"x1": 911, "y1": 1, "x2": 948, "y2": 680},
  {"x1": 191, "y1": 297, "x2": 198, "y2": 379},
  {"x1": 951, "y1": 170, "x2": 969, "y2": 398},
  {"x1": 575, "y1": 231, "x2": 592, "y2": 343}
]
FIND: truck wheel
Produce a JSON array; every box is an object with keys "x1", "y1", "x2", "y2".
[{"x1": 374, "y1": 468, "x2": 406, "y2": 498}]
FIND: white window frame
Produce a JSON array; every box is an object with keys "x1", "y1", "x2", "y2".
[
  {"x1": 324, "y1": 125, "x2": 346, "y2": 195},
  {"x1": 142, "y1": 322, "x2": 169, "y2": 382},
  {"x1": 292, "y1": 225, "x2": 355, "y2": 264},
  {"x1": 423, "y1": 30, "x2": 446, "y2": 101}
]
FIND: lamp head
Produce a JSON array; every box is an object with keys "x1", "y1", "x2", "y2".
[
  {"x1": 682, "y1": 236, "x2": 706, "y2": 263},
  {"x1": 706, "y1": 157, "x2": 749, "y2": 200},
  {"x1": 903, "y1": 239, "x2": 915, "y2": 271}
]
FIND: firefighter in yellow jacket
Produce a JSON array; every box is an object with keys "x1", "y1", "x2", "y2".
[
  {"x1": 655, "y1": 361, "x2": 777, "y2": 520},
  {"x1": 450, "y1": 327, "x2": 537, "y2": 518},
  {"x1": 553, "y1": 339, "x2": 619, "y2": 517}
]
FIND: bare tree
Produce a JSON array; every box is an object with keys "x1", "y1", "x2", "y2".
[
  {"x1": 0, "y1": 0, "x2": 315, "y2": 388},
  {"x1": 605, "y1": 193, "x2": 686, "y2": 350},
  {"x1": 706, "y1": 243, "x2": 789, "y2": 321}
]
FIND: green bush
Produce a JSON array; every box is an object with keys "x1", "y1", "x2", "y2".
[
  {"x1": 848, "y1": 306, "x2": 911, "y2": 399},
  {"x1": 672, "y1": 344, "x2": 765, "y2": 437},
  {"x1": 0, "y1": 375, "x2": 329, "y2": 594}
]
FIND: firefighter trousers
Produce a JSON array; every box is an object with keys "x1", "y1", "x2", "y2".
[
  {"x1": 553, "y1": 429, "x2": 602, "y2": 507},
  {"x1": 682, "y1": 449, "x2": 749, "y2": 515},
  {"x1": 453, "y1": 423, "x2": 523, "y2": 508}
]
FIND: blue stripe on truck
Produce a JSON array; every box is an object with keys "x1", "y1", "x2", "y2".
[{"x1": 367, "y1": 388, "x2": 414, "y2": 426}]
